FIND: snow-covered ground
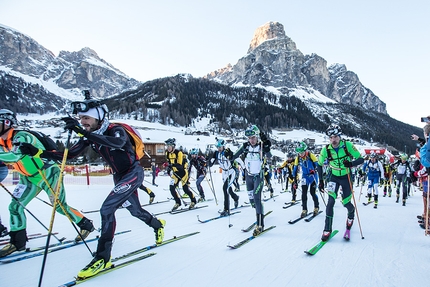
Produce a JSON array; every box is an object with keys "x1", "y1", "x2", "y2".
[
  {"x1": 0, "y1": 169, "x2": 428, "y2": 287},
  {"x1": 0, "y1": 114, "x2": 426, "y2": 287}
]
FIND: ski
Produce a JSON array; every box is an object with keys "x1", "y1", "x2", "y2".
[
  {"x1": 363, "y1": 201, "x2": 374, "y2": 206},
  {"x1": 59, "y1": 252, "x2": 156, "y2": 286},
  {"x1": 263, "y1": 194, "x2": 279, "y2": 202},
  {"x1": 153, "y1": 204, "x2": 208, "y2": 216},
  {"x1": 0, "y1": 230, "x2": 131, "y2": 264},
  {"x1": 282, "y1": 200, "x2": 301, "y2": 209},
  {"x1": 241, "y1": 211, "x2": 273, "y2": 232},
  {"x1": 227, "y1": 226, "x2": 276, "y2": 249},
  {"x1": 304, "y1": 230, "x2": 339, "y2": 255},
  {"x1": 81, "y1": 199, "x2": 171, "y2": 214},
  {"x1": 288, "y1": 212, "x2": 312, "y2": 224},
  {"x1": 304, "y1": 211, "x2": 323, "y2": 222},
  {"x1": 231, "y1": 204, "x2": 251, "y2": 210},
  {"x1": 197, "y1": 211, "x2": 241, "y2": 223},
  {"x1": 110, "y1": 231, "x2": 199, "y2": 262},
  {"x1": 170, "y1": 204, "x2": 209, "y2": 215}
]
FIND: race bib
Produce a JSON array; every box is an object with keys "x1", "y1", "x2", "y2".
[
  {"x1": 326, "y1": 182, "x2": 336, "y2": 193},
  {"x1": 13, "y1": 184, "x2": 27, "y2": 198}
]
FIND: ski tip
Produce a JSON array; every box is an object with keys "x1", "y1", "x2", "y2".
[{"x1": 304, "y1": 251, "x2": 314, "y2": 256}]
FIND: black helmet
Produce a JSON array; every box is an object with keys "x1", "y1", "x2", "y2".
[
  {"x1": 0, "y1": 109, "x2": 17, "y2": 126},
  {"x1": 165, "y1": 138, "x2": 176, "y2": 146},
  {"x1": 326, "y1": 124, "x2": 342, "y2": 137}
]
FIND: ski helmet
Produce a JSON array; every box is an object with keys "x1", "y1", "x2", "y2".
[
  {"x1": 190, "y1": 148, "x2": 199, "y2": 155},
  {"x1": 165, "y1": 138, "x2": 176, "y2": 146},
  {"x1": 295, "y1": 142, "x2": 308, "y2": 154},
  {"x1": 326, "y1": 124, "x2": 342, "y2": 137},
  {"x1": 286, "y1": 152, "x2": 295, "y2": 159},
  {"x1": 370, "y1": 151, "x2": 377, "y2": 159},
  {"x1": 245, "y1": 125, "x2": 260, "y2": 137},
  {"x1": 400, "y1": 153, "x2": 408, "y2": 161},
  {"x1": 215, "y1": 139, "x2": 225, "y2": 148},
  {"x1": 0, "y1": 109, "x2": 17, "y2": 126}
]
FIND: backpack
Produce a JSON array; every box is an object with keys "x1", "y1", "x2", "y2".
[
  {"x1": 109, "y1": 123, "x2": 145, "y2": 160},
  {"x1": 325, "y1": 140, "x2": 352, "y2": 162},
  {"x1": 15, "y1": 129, "x2": 58, "y2": 151}
]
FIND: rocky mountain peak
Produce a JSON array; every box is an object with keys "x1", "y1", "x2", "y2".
[
  {"x1": 206, "y1": 21, "x2": 387, "y2": 114},
  {"x1": 248, "y1": 21, "x2": 288, "y2": 53}
]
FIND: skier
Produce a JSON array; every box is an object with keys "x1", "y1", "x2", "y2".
[
  {"x1": 279, "y1": 152, "x2": 298, "y2": 200},
  {"x1": 316, "y1": 124, "x2": 364, "y2": 241},
  {"x1": 164, "y1": 138, "x2": 197, "y2": 210},
  {"x1": 382, "y1": 160, "x2": 393, "y2": 197},
  {"x1": 0, "y1": 109, "x2": 94, "y2": 257},
  {"x1": 188, "y1": 148, "x2": 207, "y2": 202},
  {"x1": 292, "y1": 142, "x2": 320, "y2": 217},
  {"x1": 361, "y1": 152, "x2": 385, "y2": 208},
  {"x1": 391, "y1": 153, "x2": 412, "y2": 206},
  {"x1": 232, "y1": 125, "x2": 271, "y2": 236},
  {"x1": 151, "y1": 161, "x2": 159, "y2": 186},
  {"x1": 19, "y1": 94, "x2": 165, "y2": 278},
  {"x1": 208, "y1": 139, "x2": 240, "y2": 215}
]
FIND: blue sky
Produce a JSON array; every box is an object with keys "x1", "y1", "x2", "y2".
[{"x1": 1, "y1": 0, "x2": 428, "y2": 128}]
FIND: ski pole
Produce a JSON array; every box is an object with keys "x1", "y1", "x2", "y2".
[
  {"x1": 38, "y1": 130, "x2": 72, "y2": 287},
  {"x1": 0, "y1": 183, "x2": 65, "y2": 243},
  {"x1": 347, "y1": 171, "x2": 364, "y2": 239},
  {"x1": 34, "y1": 196, "x2": 53, "y2": 207},
  {"x1": 207, "y1": 165, "x2": 218, "y2": 205}
]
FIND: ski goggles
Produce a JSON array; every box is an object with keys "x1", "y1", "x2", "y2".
[
  {"x1": 71, "y1": 101, "x2": 108, "y2": 114},
  {"x1": 326, "y1": 128, "x2": 341, "y2": 137},
  {"x1": 245, "y1": 130, "x2": 258, "y2": 137}
]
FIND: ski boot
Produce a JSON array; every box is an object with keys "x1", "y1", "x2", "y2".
[
  {"x1": 172, "y1": 203, "x2": 181, "y2": 211},
  {"x1": 300, "y1": 210, "x2": 308, "y2": 218},
  {"x1": 198, "y1": 196, "x2": 205, "y2": 203},
  {"x1": 75, "y1": 217, "x2": 95, "y2": 242},
  {"x1": 188, "y1": 202, "x2": 196, "y2": 210},
  {"x1": 154, "y1": 218, "x2": 166, "y2": 244},
  {"x1": 0, "y1": 229, "x2": 27, "y2": 258},
  {"x1": 219, "y1": 210, "x2": 230, "y2": 217},
  {"x1": 77, "y1": 256, "x2": 112, "y2": 279},
  {"x1": 149, "y1": 193, "x2": 156, "y2": 204},
  {"x1": 346, "y1": 218, "x2": 354, "y2": 230},
  {"x1": 313, "y1": 207, "x2": 319, "y2": 216},
  {"x1": 321, "y1": 230, "x2": 332, "y2": 242},
  {"x1": 0, "y1": 223, "x2": 8, "y2": 238},
  {"x1": 234, "y1": 197, "x2": 239, "y2": 209}
]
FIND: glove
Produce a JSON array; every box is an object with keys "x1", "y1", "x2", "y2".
[
  {"x1": 318, "y1": 179, "x2": 325, "y2": 192},
  {"x1": 62, "y1": 117, "x2": 88, "y2": 137},
  {"x1": 343, "y1": 160, "x2": 353, "y2": 168},
  {"x1": 18, "y1": 142, "x2": 42, "y2": 157},
  {"x1": 259, "y1": 132, "x2": 267, "y2": 142}
]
